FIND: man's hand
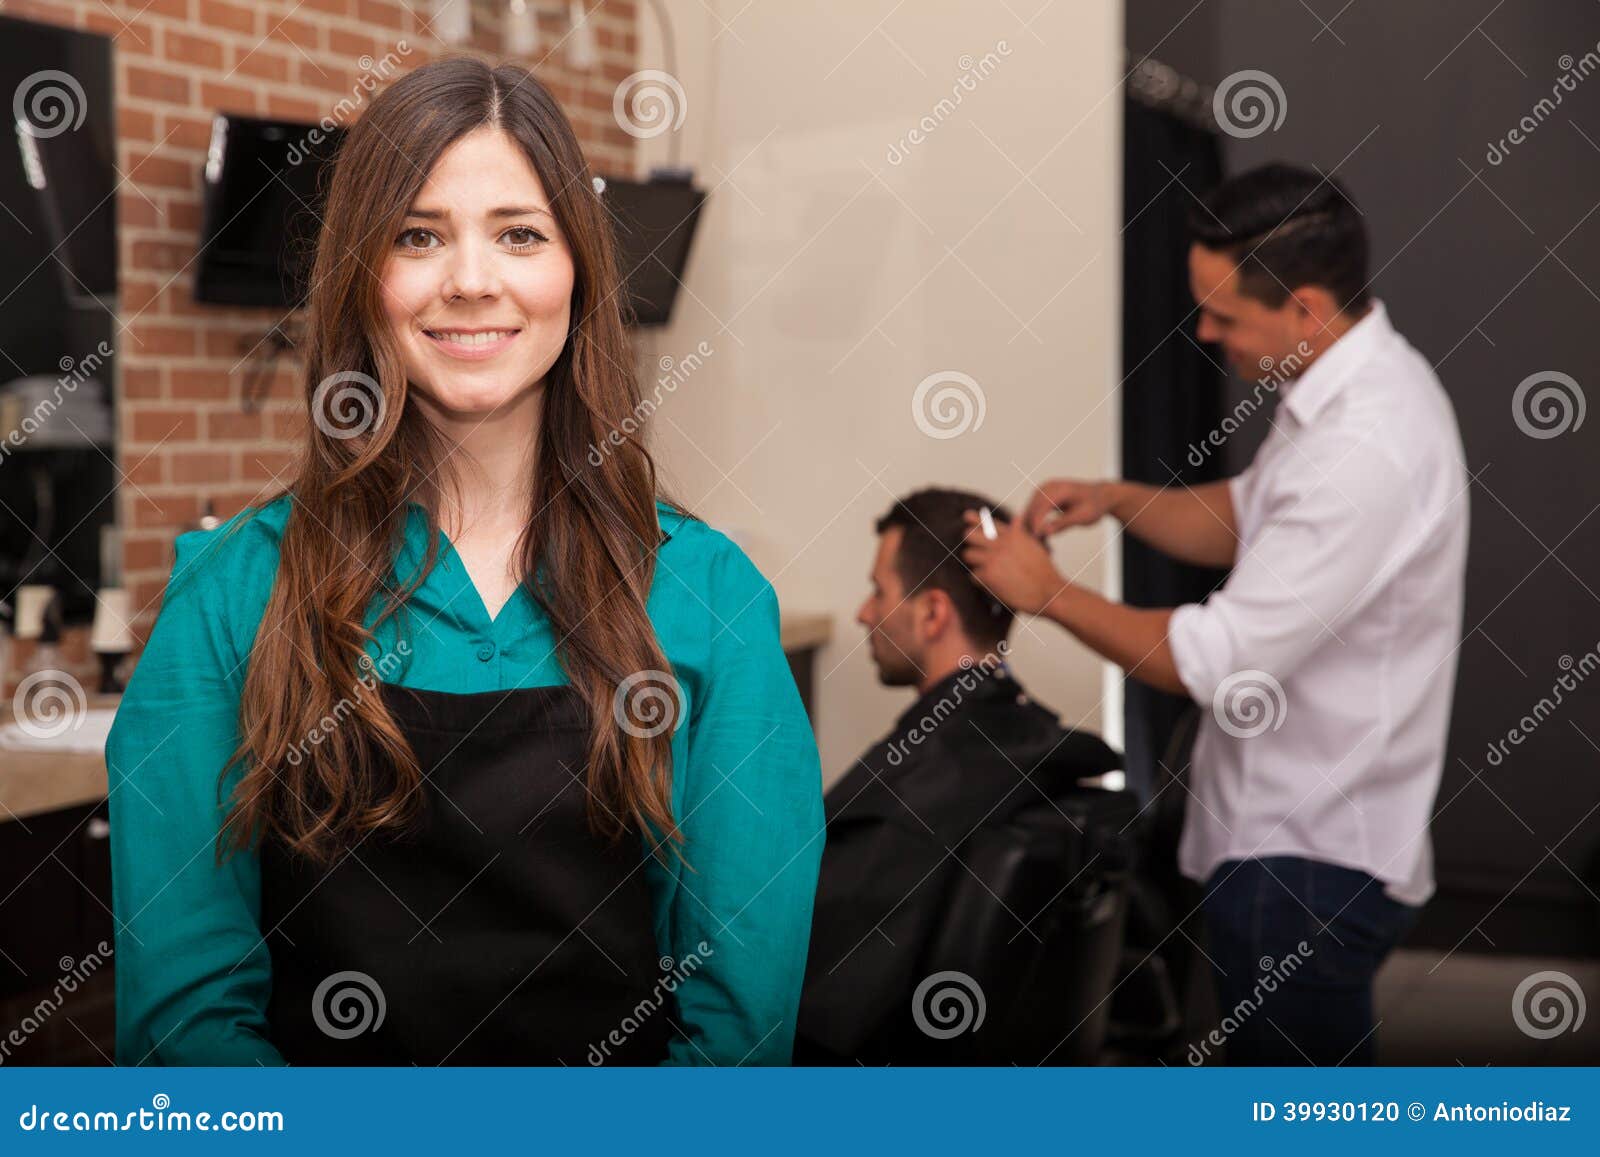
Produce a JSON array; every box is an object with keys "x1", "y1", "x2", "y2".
[
  {"x1": 1024, "y1": 478, "x2": 1115, "y2": 537},
  {"x1": 960, "y1": 509, "x2": 1064, "y2": 616}
]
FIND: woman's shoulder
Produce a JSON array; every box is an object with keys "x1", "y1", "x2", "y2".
[
  {"x1": 653, "y1": 498, "x2": 772, "y2": 600},
  {"x1": 165, "y1": 492, "x2": 293, "y2": 604}
]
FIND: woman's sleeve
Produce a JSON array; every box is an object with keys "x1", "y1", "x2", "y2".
[
  {"x1": 105, "y1": 525, "x2": 285, "y2": 1066},
  {"x1": 663, "y1": 545, "x2": 826, "y2": 1066}
]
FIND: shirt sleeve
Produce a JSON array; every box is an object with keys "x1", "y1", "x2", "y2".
[
  {"x1": 105, "y1": 522, "x2": 285, "y2": 1066},
  {"x1": 1169, "y1": 437, "x2": 1415, "y2": 705},
  {"x1": 659, "y1": 545, "x2": 826, "y2": 1066}
]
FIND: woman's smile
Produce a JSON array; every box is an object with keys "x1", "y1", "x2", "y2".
[{"x1": 420, "y1": 325, "x2": 524, "y2": 361}]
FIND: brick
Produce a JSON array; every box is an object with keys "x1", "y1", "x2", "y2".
[
  {"x1": 199, "y1": 80, "x2": 259, "y2": 114},
  {"x1": 128, "y1": 324, "x2": 197, "y2": 358},
  {"x1": 159, "y1": 114, "x2": 215, "y2": 152},
  {"x1": 243, "y1": 448, "x2": 298, "y2": 480},
  {"x1": 231, "y1": 44, "x2": 293, "y2": 83},
  {"x1": 121, "y1": 277, "x2": 163, "y2": 315},
  {"x1": 124, "y1": 452, "x2": 166, "y2": 488},
  {"x1": 127, "y1": 150, "x2": 193, "y2": 191},
  {"x1": 129, "y1": 408, "x2": 199, "y2": 443},
  {"x1": 206, "y1": 410, "x2": 267, "y2": 440},
  {"x1": 171, "y1": 368, "x2": 234, "y2": 401},
  {"x1": 126, "y1": 65, "x2": 190, "y2": 106},
  {"x1": 268, "y1": 16, "x2": 321, "y2": 55},
  {"x1": 197, "y1": 0, "x2": 258, "y2": 36},
  {"x1": 328, "y1": 28, "x2": 380, "y2": 60},
  {"x1": 121, "y1": 367, "x2": 165, "y2": 401},
  {"x1": 355, "y1": 0, "x2": 405, "y2": 31},
  {"x1": 295, "y1": 57, "x2": 354, "y2": 94},
  {"x1": 131, "y1": 239, "x2": 191, "y2": 272},
  {"x1": 118, "y1": 192, "x2": 161, "y2": 229},
  {"x1": 265, "y1": 93, "x2": 323, "y2": 121},
  {"x1": 166, "y1": 198, "x2": 204, "y2": 232},
  {"x1": 123, "y1": 535, "x2": 169, "y2": 573},
  {"x1": 165, "y1": 30, "x2": 226, "y2": 71},
  {"x1": 170, "y1": 449, "x2": 235, "y2": 484},
  {"x1": 141, "y1": 0, "x2": 191, "y2": 20},
  {"x1": 118, "y1": 105, "x2": 157, "y2": 142}
]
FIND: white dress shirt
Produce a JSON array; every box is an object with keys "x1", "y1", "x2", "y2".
[{"x1": 1167, "y1": 300, "x2": 1469, "y2": 906}]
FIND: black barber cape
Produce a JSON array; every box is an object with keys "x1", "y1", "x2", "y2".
[{"x1": 796, "y1": 663, "x2": 1120, "y2": 1062}]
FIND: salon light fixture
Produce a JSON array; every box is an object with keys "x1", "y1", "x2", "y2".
[
  {"x1": 430, "y1": 0, "x2": 473, "y2": 45},
  {"x1": 495, "y1": 0, "x2": 598, "y2": 68}
]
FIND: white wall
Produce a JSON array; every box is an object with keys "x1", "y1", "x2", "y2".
[{"x1": 631, "y1": 0, "x2": 1124, "y2": 785}]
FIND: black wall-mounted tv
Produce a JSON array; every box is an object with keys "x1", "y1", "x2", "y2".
[
  {"x1": 603, "y1": 175, "x2": 706, "y2": 327},
  {"x1": 193, "y1": 113, "x2": 344, "y2": 309}
]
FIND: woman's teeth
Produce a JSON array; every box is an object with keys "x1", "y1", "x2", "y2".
[{"x1": 424, "y1": 330, "x2": 518, "y2": 346}]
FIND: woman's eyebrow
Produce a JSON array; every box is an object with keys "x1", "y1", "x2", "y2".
[{"x1": 403, "y1": 205, "x2": 553, "y2": 220}]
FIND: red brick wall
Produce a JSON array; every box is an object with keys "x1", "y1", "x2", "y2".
[{"x1": 2, "y1": 0, "x2": 638, "y2": 692}]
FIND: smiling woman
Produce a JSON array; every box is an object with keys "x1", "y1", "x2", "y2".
[{"x1": 103, "y1": 56, "x2": 825, "y2": 1068}]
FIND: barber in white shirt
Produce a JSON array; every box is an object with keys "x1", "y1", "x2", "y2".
[{"x1": 963, "y1": 164, "x2": 1469, "y2": 1065}]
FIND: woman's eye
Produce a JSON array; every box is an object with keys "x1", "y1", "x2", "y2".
[
  {"x1": 395, "y1": 228, "x2": 437, "y2": 252},
  {"x1": 502, "y1": 226, "x2": 547, "y2": 250}
]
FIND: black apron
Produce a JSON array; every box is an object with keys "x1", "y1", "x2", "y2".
[{"x1": 259, "y1": 682, "x2": 675, "y2": 1065}]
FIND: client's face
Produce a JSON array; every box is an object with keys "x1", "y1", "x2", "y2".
[
  {"x1": 1188, "y1": 243, "x2": 1307, "y2": 380},
  {"x1": 380, "y1": 126, "x2": 576, "y2": 424},
  {"x1": 857, "y1": 529, "x2": 923, "y2": 688}
]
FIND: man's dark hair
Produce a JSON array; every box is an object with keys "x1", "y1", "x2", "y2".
[
  {"x1": 1188, "y1": 162, "x2": 1370, "y2": 314},
  {"x1": 875, "y1": 488, "x2": 1016, "y2": 646}
]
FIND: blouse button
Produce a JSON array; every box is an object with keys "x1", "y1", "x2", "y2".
[{"x1": 476, "y1": 642, "x2": 496, "y2": 662}]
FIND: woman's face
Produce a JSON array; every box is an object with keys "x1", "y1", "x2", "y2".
[{"x1": 380, "y1": 126, "x2": 576, "y2": 420}]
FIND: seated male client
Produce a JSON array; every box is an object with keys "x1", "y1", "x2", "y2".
[{"x1": 795, "y1": 488, "x2": 1120, "y2": 1064}]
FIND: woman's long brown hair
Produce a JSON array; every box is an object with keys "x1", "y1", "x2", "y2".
[{"x1": 216, "y1": 57, "x2": 688, "y2": 867}]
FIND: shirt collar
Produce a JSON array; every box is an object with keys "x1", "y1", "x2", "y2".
[{"x1": 1281, "y1": 299, "x2": 1392, "y2": 425}]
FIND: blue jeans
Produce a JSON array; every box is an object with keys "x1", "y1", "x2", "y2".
[{"x1": 1199, "y1": 856, "x2": 1420, "y2": 1065}]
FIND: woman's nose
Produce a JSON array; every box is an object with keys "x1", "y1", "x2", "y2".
[{"x1": 442, "y1": 237, "x2": 500, "y2": 300}]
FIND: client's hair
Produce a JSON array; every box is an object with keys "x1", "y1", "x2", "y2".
[{"x1": 875, "y1": 488, "x2": 1015, "y2": 647}]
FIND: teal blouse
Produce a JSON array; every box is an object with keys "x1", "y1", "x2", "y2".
[{"x1": 104, "y1": 495, "x2": 825, "y2": 1066}]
